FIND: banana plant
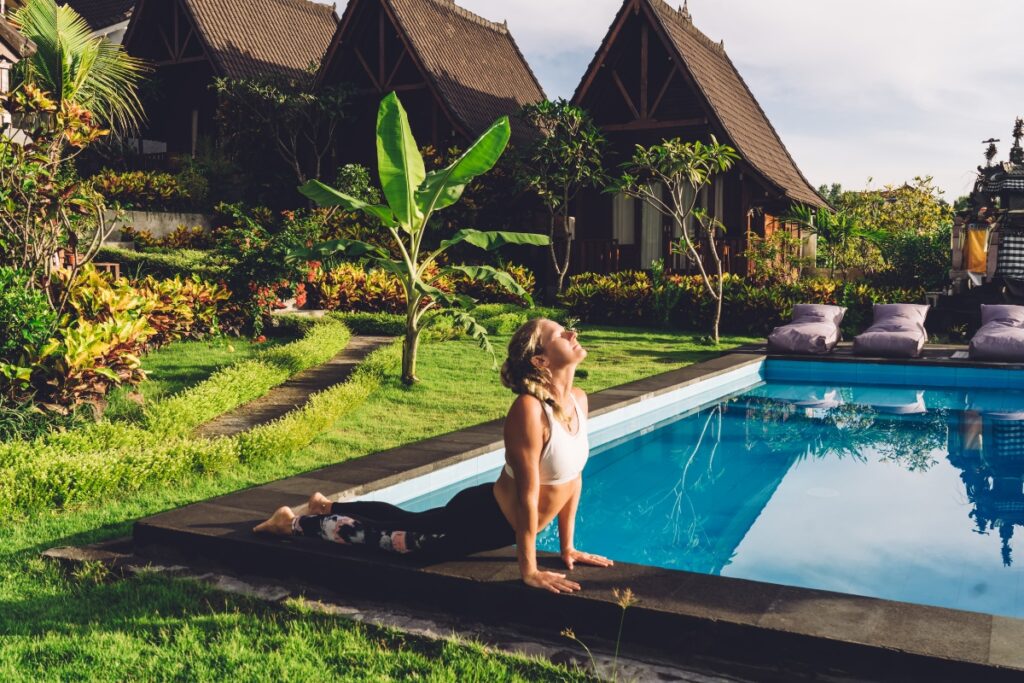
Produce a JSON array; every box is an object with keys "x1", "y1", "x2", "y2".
[{"x1": 290, "y1": 92, "x2": 550, "y2": 384}]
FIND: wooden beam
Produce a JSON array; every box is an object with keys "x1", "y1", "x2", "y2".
[
  {"x1": 378, "y1": 7, "x2": 386, "y2": 87},
  {"x1": 574, "y1": 0, "x2": 640, "y2": 105},
  {"x1": 173, "y1": 0, "x2": 180, "y2": 58},
  {"x1": 610, "y1": 70, "x2": 640, "y2": 120},
  {"x1": 601, "y1": 117, "x2": 706, "y2": 132},
  {"x1": 156, "y1": 25, "x2": 175, "y2": 60},
  {"x1": 391, "y1": 82, "x2": 428, "y2": 92},
  {"x1": 650, "y1": 67, "x2": 676, "y2": 117},
  {"x1": 180, "y1": 26, "x2": 195, "y2": 58},
  {"x1": 353, "y1": 46, "x2": 382, "y2": 90},
  {"x1": 640, "y1": 22, "x2": 649, "y2": 119},
  {"x1": 384, "y1": 48, "x2": 406, "y2": 90},
  {"x1": 154, "y1": 55, "x2": 208, "y2": 66}
]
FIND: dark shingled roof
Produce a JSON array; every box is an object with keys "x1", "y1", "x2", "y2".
[
  {"x1": 0, "y1": 14, "x2": 35, "y2": 60},
  {"x1": 647, "y1": 0, "x2": 824, "y2": 208},
  {"x1": 63, "y1": 0, "x2": 135, "y2": 31},
  {"x1": 323, "y1": 0, "x2": 545, "y2": 141},
  {"x1": 125, "y1": 0, "x2": 337, "y2": 80}
]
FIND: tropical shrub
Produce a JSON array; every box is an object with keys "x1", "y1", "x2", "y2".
[
  {"x1": 871, "y1": 226, "x2": 951, "y2": 290},
  {"x1": 0, "y1": 266, "x2": 237, "y2": 410},
  {"x1": 561, "y1": 272, "x2": 925, "y2": 337},
  {"x1": 449, "y1": 264, "x2": 535, "y2": 306},
  {"x1": 135, "y1": 274, "x2": 232, "y2": 346},
  {"x1": 0, "y1": 86, "x2": 114, "y2": 308},
  {"x1": 559, "y1": 271, "x2": 655, "y2": 325},
  {"x1": 0, "y1": 268, "x2": 57, "y2": 363},
  {"x1": 92, "y1": 169, "x2": 208, "y2": 211},
  {"x1": 122, "y1": 225, "x2": 212, "y2": 250}
]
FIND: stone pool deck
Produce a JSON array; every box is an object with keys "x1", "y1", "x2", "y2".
[{"x1": 133, "y1": 348, "x2": 1024, "y2": 682}]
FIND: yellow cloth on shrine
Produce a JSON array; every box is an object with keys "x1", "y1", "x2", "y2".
[{"x1": 966, "y1": 228, "x2": 989, "y2": 273}]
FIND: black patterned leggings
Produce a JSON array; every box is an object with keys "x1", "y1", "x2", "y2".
[{"x1": 292, "y1": 483, "x2": 516, "y2": 559}]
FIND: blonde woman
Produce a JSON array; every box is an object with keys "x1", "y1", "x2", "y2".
[{"x1": 255, "y1": 318, "x2": 612, "y2": 593}]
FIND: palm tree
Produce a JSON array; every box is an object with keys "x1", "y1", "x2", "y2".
[{"x1": 13, "y1": 0, "x2": 147, "y2": 134}]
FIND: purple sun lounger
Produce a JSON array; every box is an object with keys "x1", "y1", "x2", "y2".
[
  {"x1": 767, "y1": 304, "x2": 847, "y2": 355},
  {"x1": 969, "y1": 305, "x2": 1024, "y2": 361},
  {"x1": 853, "y1": 304, "x2": 930, "y2": 358}
]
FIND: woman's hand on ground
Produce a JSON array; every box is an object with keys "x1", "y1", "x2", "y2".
[
  {"x1": 523, "y1": 570, "x2": 581, "y2": 594},
  {"x1": 561, "y1": 548, "x2": 614, "y2": 570}
]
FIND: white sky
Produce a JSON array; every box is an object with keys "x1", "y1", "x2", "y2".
[{"x1": 319, "y1": 0, "x2": 1024, "y2": 201}]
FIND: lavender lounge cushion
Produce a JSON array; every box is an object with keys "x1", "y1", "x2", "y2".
[
  {"x1": 767, "y1": 304, "x2": 846, "y2": 354},
  {"x1": 969, "y1": 305, "x2": 1024, "y2": 361},
  {"x1": 853, "y1": 304, "x2": 930, "y2": 358}
]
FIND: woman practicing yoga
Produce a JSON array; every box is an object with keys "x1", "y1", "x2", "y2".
[{"x1": 254, "y1": 318, "x2": 612, "y2": 593}]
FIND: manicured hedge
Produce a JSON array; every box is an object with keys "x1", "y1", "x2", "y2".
[
  {"x1": 146, "y1": 317, "x2": 350, "y2": 437},
  {"x1": 561, "y1": 271, "x2": 926, "y2": 337},
  {"x1": 97, "y1": 246, "x2": 227, "y2": 281},
  {"x1": 0, "y1": 317, "x2": 380, "y2": 515}
]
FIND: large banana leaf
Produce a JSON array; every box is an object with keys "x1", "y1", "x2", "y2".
[
  {"x1": 298, "y1": 180, "x2": 398, "y2": 228},
  {"x1": 415, "y1": 117, "x2": 511, "y2": 214},
  {"x1": 285, "y1": 238, "x2": 388, "y2": 265},
  {"x1": 439, "y1": 228, "x2": 550, "y2": 252},
  {"x1": 376, "y1": 92, "x2": 424, "y2": 230},
  {"x1": 431, "y1": 308, "x2": 495, "y2": 364},
  {"x1": 413, "y1": 280, "x2": 475, "y2": 309},
  {"x1": 446, "y1": 264, "x2": 535, "y2": 306}
]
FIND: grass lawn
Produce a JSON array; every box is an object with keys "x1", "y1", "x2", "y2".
[
  {"x1": 104, "y1": 337, "x2": 283, "y2": 422},
  {"x1": 0, "y1": 326, "x2": 754, "y2": 681}
]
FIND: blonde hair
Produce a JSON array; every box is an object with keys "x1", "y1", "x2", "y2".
[{"x1": 500, "y1": 318, "x2": 572, "y2": 428}]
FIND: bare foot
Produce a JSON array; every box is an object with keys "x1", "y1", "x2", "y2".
[
  {"x1": 307, "y1": 492, "x2": 332, "y2": 516},
  {"x1": 253, "y1": 506, "x2": 296, "y2": 535}
]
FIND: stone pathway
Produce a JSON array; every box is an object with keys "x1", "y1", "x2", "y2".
[{"x1": 194, "y1": 335, "x2": 394, "y2": 439}]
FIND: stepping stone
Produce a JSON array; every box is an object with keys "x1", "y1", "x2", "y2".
[{"x1": 194, "y1": 335, "x2": 393, "y2": 439}]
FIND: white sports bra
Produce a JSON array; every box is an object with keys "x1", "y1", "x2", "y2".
[{"x1": 504, "y1": 394, "x2": 589, "y2": 485}]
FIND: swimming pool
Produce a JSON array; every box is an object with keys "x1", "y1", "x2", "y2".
[{"x1": 370, "y1": 359, "x2": 1024, "y2": 619}]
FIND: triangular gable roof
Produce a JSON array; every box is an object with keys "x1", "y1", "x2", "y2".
[
  {"x1": 320, "y1": 0, "x2": 545, "y2": 142},
  {"x1": 576, "y1": 0, "x2": 825, "y2": 209},
  {"x1": 63, "y1": 0, "x2": 135, "y2": 32},
  {"x1": 125, "y1": 0, "x2": 337, "y2": 80},
  {"x1": 0, "y1": 14, "x2": 35, "y2": 61}
]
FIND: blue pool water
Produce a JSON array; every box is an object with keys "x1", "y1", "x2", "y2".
[{"x1": 401, "y1": 365, "x2": 1024, "y2": 618}]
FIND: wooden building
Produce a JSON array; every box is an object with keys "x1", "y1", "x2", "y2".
[
  {"x1": 571, "y1": 0, "x2": 826, "y2": 275},
  {"x1": 316, "y1": 0, "x2": 545, "y2": 167},
  {"x1": 121, "y1": 0, "x2": 337, "y2": 157}
]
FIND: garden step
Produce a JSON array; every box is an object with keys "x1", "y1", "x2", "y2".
[{"x1": 193, "y1": 335, "x2": 394, "y2": 439}]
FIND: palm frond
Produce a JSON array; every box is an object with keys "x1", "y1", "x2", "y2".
[{"x1": 13, "y1": 0, "x2": 148, "y2": 134}]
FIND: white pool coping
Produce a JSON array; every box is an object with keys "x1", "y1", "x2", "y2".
[{"x1": 361, "y1": 359, "x2": 766, "y2": 505}]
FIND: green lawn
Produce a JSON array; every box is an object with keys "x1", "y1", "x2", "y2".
[
  {"x1": 104, "y1": 337, "x2": 283, "y2": 422},
  {"x1": 0, "y1": 326, "x2": 754, "y2": 681}
]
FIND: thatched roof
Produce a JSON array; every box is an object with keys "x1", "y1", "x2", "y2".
[{"x1": 320, "y1": 0, "x2": 545, "y2": 142}]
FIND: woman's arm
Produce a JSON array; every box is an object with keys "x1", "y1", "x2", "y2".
[
  {"x1": 558, "y1": 477, "x2": 581, "y2": 558},
  {"x1": 504, "y1": 396, "x2": 580, "y2": 594},
  {"x1": 558, "y1": 389, "x2": 613, "y2": 570}
]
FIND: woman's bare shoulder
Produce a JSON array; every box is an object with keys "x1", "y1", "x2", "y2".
[
  {"x1": 572, "y1": 387, "x2": 589, "y2": 413},
  {"x1": 507, "y1": 393, "x2": 545, "y2": 421}
]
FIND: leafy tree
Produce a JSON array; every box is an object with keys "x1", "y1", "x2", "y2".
[
  {"x1": 809, "y1": 176, "x2": 954, "y2": 286},
  {"x1": 612, "y1": 137, "x2": 739, "y2": 343},
  {"x1": 213, "y1": 73, "x2": 350, "y2": 187},
  {"x1": 785, "y1": 204, "x2": 879, "y2": 278},
  {"x1": 13, "y1": 0, "x2": 147, "y2": 135},
  {"x1": 290, "y1": 93, "x2": 549, "y2": 384},
  {"x1": 516, "y1": 99, "x2": 607, "y2": 293}
]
